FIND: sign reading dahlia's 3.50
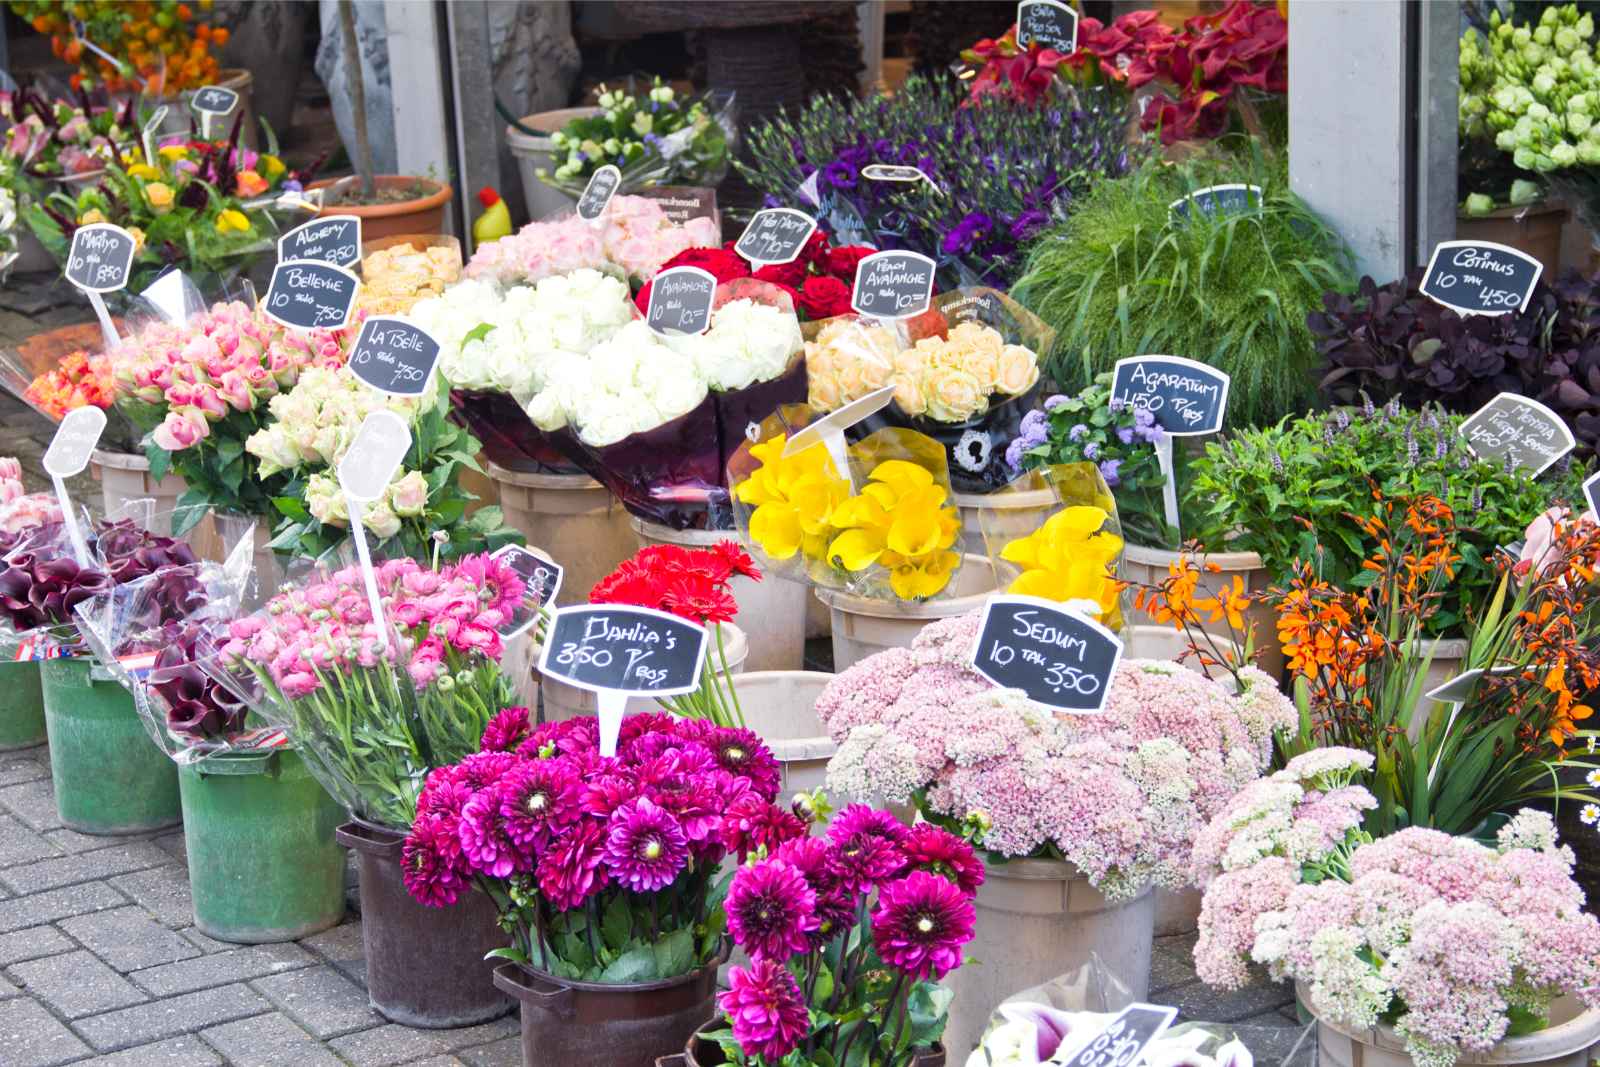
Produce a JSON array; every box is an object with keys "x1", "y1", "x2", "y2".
[
  {"x1": 278, "y1": 215, "x2": 362, "y2": 268},
  {"x1": 1110, "y1": 355, "x2": 1231, "y2": 436},
  {"x1": 1458, "y1": 392, "x2": 1574, "y2": 475},
  {"x1": 1420, "y1": 240, "x2": 1543, "y2": 316},
  {"x1": 646, "y1": 266, "x2": 717, "y2": 335},
  {"x1": 264, "y1": 260, "x2": 360, "y2": 330},
  {"x1": 65, "y1": 222, "x2": 136, "y2": 293},
  {"x1": 970, "y1": 595, "x2": 1123, "y2": 713},
  {"x1": 1015, "y1": 0, "x2": 1079, "y2": 52},
  {"x1": 347, "y1": 317, "x2": 440, "y2": 397},
  {"x1": 851, "y1": 250, "x2": 936, "y2": 319}
]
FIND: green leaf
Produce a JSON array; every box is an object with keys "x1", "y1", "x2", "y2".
[
  {"x1": 811, "y1": 962, "x2": 834, "y2": 1007},
  {"x1": 601, "y1": 893, "x2": 632, "y2": 952},
  {"x1": 599, "y1": 943, "x2": 658, "y2": 984},
  {"x1": 145, "y1": 445, "x2": 173, "y2": 485},
  {"x1": 273, "y1": 496, "x2": 310, "y2": 521},
  {"x1": 172, "y1": 488, "x2": 212, "y2": 536},
  {"x1": 905, "y1": 981, "x2": 953, "y2": 1047},
  {"x1": 484, "y1": 946, "x2": 530, "y2": 964},
  {"x1": 463, "y1": 322, "x2": 496, "y2": 345},
  {"x1": 214, "y1": 436, "x2": 245, "y2": 468},
  {"x1": 652, "y1": 926, "x2": 694, "y2": 979}
]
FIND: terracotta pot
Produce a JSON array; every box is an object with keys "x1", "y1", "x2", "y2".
[
  {"x1": 307, "y1": 176, "x2": 454, "y2": 242},
  {"x1": 1456, "y1": 201, "x2": 1567, "y2": 280},
  {"x1": 659, "y1": 1027, "x2": 947, "y2": 1066}
]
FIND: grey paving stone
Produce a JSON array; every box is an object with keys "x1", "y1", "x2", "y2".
[
  {"x1": 407, "y1": 1058, "x2": 469, "y2": 1067},
  {"x1": 328, "y1": 1022, "x2": 454, "y2": 1065},
  {"x1": 1, "y1": 841, "x2": 171, "y2": 895},
  {"x1": 0, "y1": 882, "x2": 127, "y2": 932},
  {"x1": 458, "y1": 1036, "x2": 522, "y2": 1067},
  {"x1": 0, "y1": 753, "x2": 50, "y2": 788},
  {"x1": 8, "y1": 948, "x2": 147, "y2": 1018},
  {"x1": 0, "y1": 778, "x2": 65, "y2": 832},
  {"x1": 1228, "y1": 1021, "x2": 1317, "y2": 1067},
  {"x1": 154, "y1": 830, "x2": 189, "y2": 866},
  {"x1": 200, "y1": 1011, "x2": 345, "y2": 1067},
  {"x1": 60, "y1": 906, "x2": 202, "y2": 971},
  {"x1": 0, "y1": 816, "x2": 60, "y2": 867},
  {"x1": 78, "y1": 1034, "x2": 224, "y2": 1066},
  {"x1": 300, "y1": 919, "x2": 368, "y2": 984},
  {"x1": 1150, "y1": 949, "x2": 1199, "y2": 996},
  {"x1": 0, "y1": 994, "x2": 94, "y2": 1066},
  {"x1": 0, "y1": 925, "x2": 74, "y2": 965},
  {"x1": 72, "y1": 982, "x2": 269, "y2": 1053},
  {"x1": 1170, "y1": 973, "x2": 1296, "y2": 1024},
  {"x1": 131, "y1": 943, "x2": 316, "y2": 997},
  {"x1": 41, "y1": 827, "x2": 159, "y2": 856},
  {"x1": 251, "y1": 962, "x2": 381, "y2": 1038},
  {"x1": 109, "y1": 863, "x2": 195, "y2": 928},
  {"x1": 441, "y1": 1014, "x2": 519, "y2": 1049},
  {"x1": 1154, "y1": 931, "x2": 1199, "y2": 964},
  {"x1": 179, "y1": 927, "x2": 235, "y2": 954}
]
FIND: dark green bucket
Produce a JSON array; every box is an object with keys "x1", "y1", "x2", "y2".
[
  {"x1": 178, "y1": 748, "x2": 346, "y2": 943},
  {"x1": 0, "y1": 660, "x2": 46, "y2": 750},
  {"x1": 40, "y1": 657, "x2": 180, "y2": 834}
]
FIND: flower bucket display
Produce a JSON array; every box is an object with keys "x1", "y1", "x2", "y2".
[
  {"x1": 485, "y1": 461, "x2": 635, "y2": 609},
  {"x1": 0, "y1": 660, "x2": 45, "y2": 751}
]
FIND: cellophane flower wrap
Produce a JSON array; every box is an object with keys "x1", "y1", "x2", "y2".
[
  {"x1": 978, "y1": 463, "x2": 1126, "y2": 630},
  {"x1": 589, "y1": 541, "x2": 758, "y2": 729},
  {"x1": 840, "y1": 288, "x2": 1052, "y2": 493},
  {"x1": 703, "y1": 806, "x2": 979, "y2": 1066},
  {"x1": 207, "y1": 554, "x2": 523, "y2": 827},
  {"x1": 818, "y1": 611, "x2": 1295, "y2": 900},
  {"x1": 536, "y1": 79, "x2": 736, "y2": 195},
  {"x1": 730, "y1": 415, "x2": 965, "y2": 602},
  {"x1": 400, "y1": 710, "x2": 795, "y2": 986},
  {"x1": 1192, "y1": 749, "x2": 1600, "y2": 1067},
  {"x1": 968, "y1": 998, "x2": 1255, "y2": 1067}
]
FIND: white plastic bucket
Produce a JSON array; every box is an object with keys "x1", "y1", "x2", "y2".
[
  {"x1": 1121, "y1": 542, "x2": 1283, "y2": 681},
  {"x1": 951, "y1": 486, "x2": 1059, "y2": 557},
  {"x1": 90, "y1": 450, "x2": 186, "y2": 532},
  {"x1": 506, "y1": 107, "x2": 603, "y2": 222},
  {"x1": 815, "y1": 554, "x2": 999, "y2": 673}
]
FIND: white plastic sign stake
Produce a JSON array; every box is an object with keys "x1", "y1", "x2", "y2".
[
  {"x1": 861, "y1": 164, "x2": 941, "y2": 195},
  {"x1": 141, "y1": 105, "x2": 168, "y2": 166},
  {"x1": 781, "y1": 384, "x2": 895, "y2": 491},
  {"x1": 42, "y1": 406, "x2": 106, "y2": 566},
  {"x1": 190, "y1": 84, "x2": 239, "y2": 141},
  {"x1": 490, "y1": 545, "x2": 564, "y2": 639},
  {"x1": 65, "y1": 222, "x2": 137, "y2": 351},
  {"x1": 337, "y1": 411, "x2": 412, "y2": 651},
  {"x1": 576, "y1": 165, "x2": 622, "y2": 223}
]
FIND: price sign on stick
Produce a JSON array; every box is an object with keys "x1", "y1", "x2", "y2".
[
  {"x1": 1110, "y1": 355, "x2": 1231, "y2": 535},
  {"x1": 1421, "y1": 240, "x2": 1543, "y2": 316},
  {"x1": 970, "y1": 595, "x2": 1123, "y2": 713},
  {"x1": 576, "y1": 164, "x2": 622, "y2": 222},
  {"x1": 538, "y1": 605, "x2": 708, "y2": 758},
  {"x1": 264, "y1": 260, "x2": 360, "y2": 331},
  {"x1": 1016, "y1": 0, "x2": 1079, "y2": 52},
  {"x1": 140, "y1": 105, "x2": 168, "y2": 166},
  {"x1": 1458, "y1": 392, "x2": 1573, "y2": 475},
  {"x1": 850, "y1": 250, "x2": 936, "y2": 319},
  {"x1": 1583, "y1": 469, "x2": 1600, "y2": 520},
  {"x1": 646, "y1": 266, "x2": 717, "y2": 336},
  {"x1": 347, "y1": 317, "x2": 441, "y2": 397},
  {"x1": 861, "y1": 164, "x2": 940, "y2": 193},
  {"x1": 734, "y1": 209, "x2": 817, "y2": 269},
  {"x1": 337, "y1": 411, "x2": 412, "y2": 651},
  {"x1": 190, "y1": 84, "x2": 239, "y2": 140},
  {"x1": 781, "y1": 384, "x2": 896, "y2": 492},
  {"x1": 1058, "y1": 1003, "x2": 1178, "y2": 1067},
  {"x1": 65, "y1": 222, "x2": 136, "y2": 351},
  {"x1": 42, "y1": 406, "x2": 106, "y2": 566},
  {"x1": 491, "y1": 545, "x2": 564, "y2": 638},
  {"x1": 1169, "y1": 183, "x2": 1263, "y2": 222},
  {"x1": 278, "y1": 216, "x2": 362, "y2": 269}
]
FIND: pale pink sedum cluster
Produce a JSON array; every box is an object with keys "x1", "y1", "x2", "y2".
[
  {"x1": 816, "y1": 612, "x2": 1295, "y2": 900},
  {"x1": 463, "y1": 195, "x2": 719, "y2": 285},
  {"x1": 110, "y1": 301, "x2": 356, "y2": 452}
]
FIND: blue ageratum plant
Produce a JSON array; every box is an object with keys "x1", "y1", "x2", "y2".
[{"x1": 737, "y1": 75, "x2": 1137, "y2": 288}]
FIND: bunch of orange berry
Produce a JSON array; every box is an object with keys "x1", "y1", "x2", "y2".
[{"x1": 12, "y1": 0, "x2": 227, "y2": 93}]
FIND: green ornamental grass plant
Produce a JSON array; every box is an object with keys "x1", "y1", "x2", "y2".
[{"x1": 1010, "y1": 148, "x2": 1355, "y2": 426}]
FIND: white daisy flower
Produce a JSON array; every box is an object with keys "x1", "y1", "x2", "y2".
[
  {"x1": 1581, "y1": 804, "x2": 1600, "y2": 827},
  {"x1": 1588, "y1": 769, "x2": 1600, "y2": 789}
]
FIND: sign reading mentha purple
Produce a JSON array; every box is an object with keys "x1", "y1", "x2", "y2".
[
  {"x1": 1421, "y1": 240, "x2": 1543, "y2": 316},
  {"x1": 1459, "y1": 392, "x2": 1574, "y2": 475}
]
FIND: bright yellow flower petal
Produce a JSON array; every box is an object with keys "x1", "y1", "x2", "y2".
[
  {"x1": 1010, "y1": 569, "x2": 1075, "y2": 601},
  {"x1": 1043, "y1": 505, "x2": 1111, "y2": 541},
  {"x1": 829, "y1": 528, "x2": 886, "y2": 572},
  {"x1": 750, "y1": 503, "x2": 805, "y2": 560},
  {"x1": 891, "y1": 558, "x2": 956, "y2": 600},
  {"x1": 869, "y1": 460, "x2": 934, "y2": 496},
  {"x1": 886, "y1": 509, "x2": 942, "y2": 558}
]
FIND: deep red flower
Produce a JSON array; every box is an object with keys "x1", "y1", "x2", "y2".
[
  {"x1": 798, "y1": 275, "x2": 853, "y2": 320},
  {"x1": 752, "y1": 259, "x2": 809, "y2": 290},
  {"x1": 823, "y1": 245, "x2": 874, "y2": 282}
]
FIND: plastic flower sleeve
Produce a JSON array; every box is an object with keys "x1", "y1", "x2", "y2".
[
  {"x1": 533, "y1": 87, "x2": 737, "y2": 198},
  {"x1": 977, "y1": 463, "x2": 1126, "y2": 631},
  {"x1": 801, "y1": 314, "x2": 909, "y2": 413}
]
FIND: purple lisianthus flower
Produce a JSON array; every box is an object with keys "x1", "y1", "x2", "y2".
[
  {"x1": 1098, "y1": 459, "x2": 1121, "y2": 487},
  {"x1": 942, "y1": 211, "x2": 994, "y2": 255},
  {"x1": 1043, "y1": 394, "x2": 1069, "y2": 412},
  {"x1": 1067, "y1": 424, "x2": 1089, "y2": 442},
  {"x1": 1011, "y1": 209, "x2": 1049, "y2": 241},
  {"x1": 822, "y1": 159, "x2": 858, "y2": 190}
]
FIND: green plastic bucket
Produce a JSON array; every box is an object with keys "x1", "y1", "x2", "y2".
[
  {"x1": 40, "y1": 657, "x2": 180, "y2": 834},
  {"x1": 178, "y1": 748, "x2": 346, "y2": 943},
  {"x1": 0, "y1": 660, "x2": 46, "y2": 750}
]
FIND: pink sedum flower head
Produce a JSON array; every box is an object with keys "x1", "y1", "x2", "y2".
[{"x1": 871, "y1": 869, "x2": 976, "y2": 981}]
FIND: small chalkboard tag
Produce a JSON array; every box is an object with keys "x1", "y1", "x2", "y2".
[
  {"x1": 278, "y1": 215, "x2": 362, "y2": 269},
  {"x1": 576, "y1": 164, "x2": 622, "y2": 222},
  {"x1": 1584, "y1": 469, "x2": 1600, "y2": 520},
  {"x1": 348, "y1": 316, "x2": 440, "y2": 398},
  {"x1": 1015, "y1": 0, "x2": 1079, "y2": 53},
  {"x1": 1168, "y1": 183, "x2": 1263, "y2": 222},
  {"x1": 646, "y1": 265, "x2": 717, "y2": 336},
  {"x1": 735, "y1": 208, "x2": 818, "y2": 269},
  {"x1": 65, "y1": 222, "x2": 136, "y2": 294},
  {"x1": 264, "y1": 259, "x2": 360, "y2": 331},
  {"x1": 490, "y1": 545, "x2": 564, "y2": 638},
  {"x1": 1421, "y1": 240, "x2": 1543, "y2": 316},
  {"x1": 970, "y1": 595, "x2": 1124, "y2": 714},
  {"x1": 862, "y1": 164, "x2": 938, "y2": 192},
  {"x1": 1059, "y1": 1004, "x2": 1178, "y2": 1067},
  {"x1": 43, "y1": 405, "x2": 106, "y2": 567},
  {"x1": 191, "y1": 85, "x2": 239, "y2": 116},
  {"x1": 851, "y1": 250, "x2": 936, "y2": 320},
  {"x1": 538, "y1": 605, "x2": 709, "y2": 757},
  {"x1": 1459, "y1": 392, "x2": 1574, "y2": 475},
  {"x1": 1109, "y1": 355, "x2": 1230, "y2": 437}
]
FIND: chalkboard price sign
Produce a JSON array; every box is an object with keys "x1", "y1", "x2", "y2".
[
  {"x1": 43, "y1": 405, "x2": 106, "y2": 478},
  {"x1": 1110, "y1": 355, "x2": 1231, "y2": 436},
  {"x1": 1169, "y1": 184, "x2": 1263, "y2": 221},
  {"x1": 538, "y1": 605, "x2": 707, "y2": 697},
  {"x1": 576, "y1": 164, "x2": 622, "y2": 222},
  {"x1": 278, "y1": 215, "x2": 362, "y2": 268},
  {"x1": 191, "y1": 85, "x2": 239, "y2": 116},
  {"x1": 1459, "y1": 392, "x2": 1574, "y2": 475},
  {"x1": 970, "y1": 596, "x2": 1124, "y2": 713},
  {"x1": 851, "y1": 250, "x2": 936, "y2": 319},
  {"x1": 1016, "y1": 0, "x2": 1079, "y2": 52},
  {"x1": 491, "y1": 545, "x2": 564, "y2": 638},
  {"x1": 646, "y1": 265, "x2": 717, "y2": 336},
  {"x1": 264, "y1": 260, "x2": 360, "y2": 331},
  {"x1": 1421, "y1": 240, "x2": 1543, "y2": 316},
  {"x1": 1058, "y1": 1004, "x2": 1179, "y2": 1067},
  {"x1": 735, "y1": 208, "x2": 818, "y2": 268},
  {"x1": 65, "y1": 222, "x2": 137, "y2": 293},
  {"x1": 1584, "y1": 469, "x2": 1600, "y2": 520},
  {"x1": 348, "y1": 316, "x2": 441, "y2": 397}
]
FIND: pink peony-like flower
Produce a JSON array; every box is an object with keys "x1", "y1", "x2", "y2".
[
  {"x1": 603, "y1": 797, "x2": 689, "y2": 892},
  {"x1": 458, "y1": 788, "x2": 523, "y2": 878},
  {"x1": 495, "y1": 758, "x2": 581, "y2": 858},
  {"x1": 718, "y1": 958, "x2": 810, "y2": 1062},
  {"x1": 726, "y1": 859, "x2": 820, "y2": 963},
  {"x1": 772, "y1": 836, "x2": 854, "y2": 945},
  {"x1": 402, "y1": 813, "x2": 470, "y2": 908},
  {"x1": 481, "y1": 706, "x2": 532, "y2": 752},
  {"x1": 703, "y1": 726, "x2": 782, "y2": 803},
  {"x1": 827, "y1": 804, "x2": 909, "y2": 891},
  {"x1": 536, "y1": 817, "x2": 610, "y2": 911},
  {"x1": 901, "y1": 823, "x2": 984, "y2": 896},
  {"x1": 724, "y1": 790, "x2": 808, "y2": 863},
  {"x1": 871, "y1": 870, "x2": 976, "y2": 981}
]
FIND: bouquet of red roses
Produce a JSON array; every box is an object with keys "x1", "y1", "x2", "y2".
[{"x1": 632, "y1": 232, "x2": 875, "y2": 323}]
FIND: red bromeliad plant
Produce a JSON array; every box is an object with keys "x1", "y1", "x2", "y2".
[{"x1": 589, "y1": 542, "x2": 761, "y2": 728}]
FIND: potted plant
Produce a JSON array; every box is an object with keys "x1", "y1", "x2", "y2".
[
  {"x1": 400, "y1": 710, "x2": 804, "y2": 1067},
  {"x1": 813, "y1": 609, "x2": 1296, "y2": 1057}
]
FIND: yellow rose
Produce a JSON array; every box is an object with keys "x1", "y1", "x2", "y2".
[
  {"x1": 805, "y1": 341, "x2": 833, "y2": 381},
  {"x1": 924, "y1": 367, "x2": 986, "y2": 422},
  {"x1": 126, "y1": 162, "x2": 161, "y2": 181},
  {"x1": 859, "y1": 352, "x2": 893, "y2": 390},
  {"x1": 961, "y1": 345, "x2": 999, "y2": 393},
  {"x1": 145, "y1": 181, "x2": 175, "y2": 214},
  {"x1": 77, "y1": 209, "x2": 106, "y2": 225},
  {"x1": 892, "y1": 372, "x2": 928, "y2": 417},
  {"x1": 260, "y1": 154, "x2": 287, "y2": 179},
  {"x1": 996, "y1": 343, "x2": 1040, "y2": 395},
  {"x1": 949, "y1": 320, "x2": 1003, "y2": 360},
  {"x1": 835, "y1": 355, "x2": 868, "y2": 401},
  {"x1": 126, "y1": 226, "x2": 145, "y2": 251},
  {"x1": 892, "y1": 345, "x2": 925, "y2": 378}
]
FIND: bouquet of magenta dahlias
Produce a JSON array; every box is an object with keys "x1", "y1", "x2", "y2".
[
  {"x1": 210, "y1": 553, "x2": 523, "y2": 826},
  {"x1": 697, "y1": 805, "x2": 979, "y2": 1066},
  {"x1": 401, "y1": 711, "x2": 798, "y2": 984}
]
